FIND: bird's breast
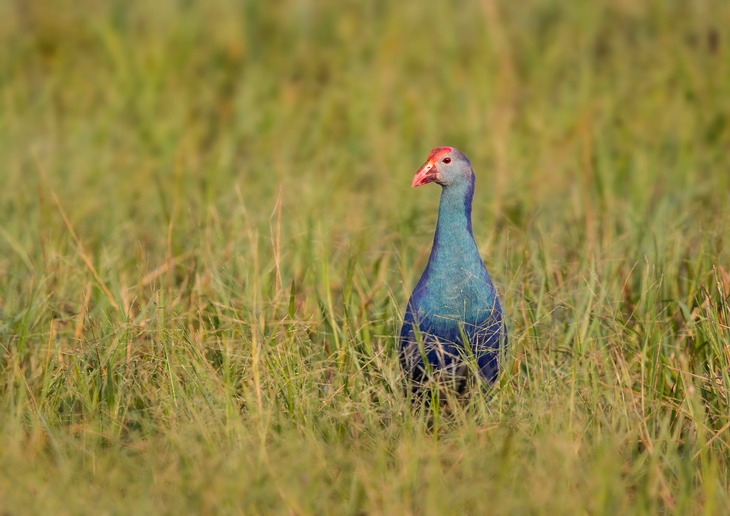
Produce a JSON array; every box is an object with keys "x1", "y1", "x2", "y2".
[{"x1": 413, "y1": 268, "x2": 498, "y2": 327}]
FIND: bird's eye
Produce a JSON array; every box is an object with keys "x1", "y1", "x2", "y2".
[{"x1": 443, "y1": 157, "x2": 451, "y2": 164}]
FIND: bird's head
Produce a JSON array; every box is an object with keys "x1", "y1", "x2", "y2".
[{"x1": 411, "y1": 147, "x2": 473, "y2": 188}]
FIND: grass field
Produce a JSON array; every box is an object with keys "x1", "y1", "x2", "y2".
[{"x1": 1, "y1": 0, "x2": 730, "y2": 513}]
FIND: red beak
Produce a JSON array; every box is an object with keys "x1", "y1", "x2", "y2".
[{"x1": 411, "y1": 162, "x2": 438, "y2": 188}]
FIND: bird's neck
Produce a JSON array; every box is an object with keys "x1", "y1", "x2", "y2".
[
  {"x1": 428, "y1": 181, "x2": 478, "y2": 268},
  {"x1": 436, "y1": 181, "x2": 474, "y2": 240}
]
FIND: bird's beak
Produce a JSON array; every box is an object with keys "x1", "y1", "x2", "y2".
[{"x1": 411, "y1": 161, "x2": 438, "y2": 188}]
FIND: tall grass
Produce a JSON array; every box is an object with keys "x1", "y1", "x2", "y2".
[{"x1": 1, "y1": 0, "x2": 729, "y2": 512}]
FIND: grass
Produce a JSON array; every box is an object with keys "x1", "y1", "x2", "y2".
[{"x1": 1, "y1": 0, "x2": 730, "y2": 513}]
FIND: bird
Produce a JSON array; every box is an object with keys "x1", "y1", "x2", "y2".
[{"x1": 399, "y1": 146, "x2": 506, "y2": 400}]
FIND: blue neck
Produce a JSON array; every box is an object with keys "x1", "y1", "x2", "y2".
[
  {"x1": 424, "y1": 180, "x2": 480, "y2": 274},
  {"x1": 437, "y1": 181, "x2": 474, "y2": 235}
]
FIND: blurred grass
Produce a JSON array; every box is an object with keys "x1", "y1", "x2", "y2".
[{"x1": 1, "y1": 0, "x2": 730, "y2": 513}]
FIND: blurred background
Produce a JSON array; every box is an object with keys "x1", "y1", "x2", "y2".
[{"x1": 3, "y1": 0, "x2": 727, "y2": 249}]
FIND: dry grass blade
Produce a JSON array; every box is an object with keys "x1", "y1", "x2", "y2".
[{"x1": 50, "y1": 190, "x2": 120, "y2": 312}]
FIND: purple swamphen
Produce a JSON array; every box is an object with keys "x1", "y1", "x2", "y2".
[{"x1": 400, "y1": 147, "x2": 506, "y2": 398}]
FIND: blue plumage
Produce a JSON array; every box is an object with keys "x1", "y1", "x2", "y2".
[{"x1": 400, "y1": 147, "x2": 506, "y2": 395}]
